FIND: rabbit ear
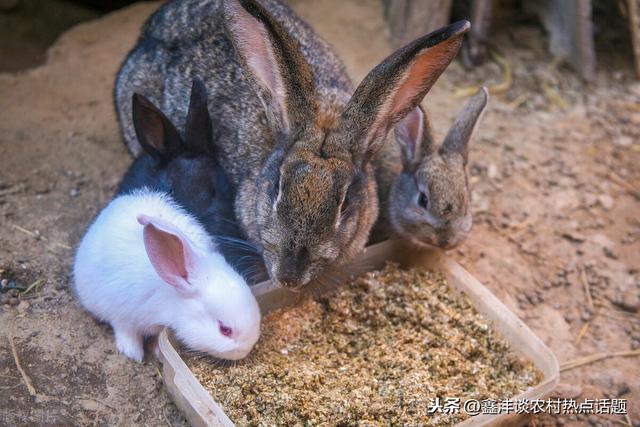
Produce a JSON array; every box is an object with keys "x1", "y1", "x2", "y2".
[
  {"x1": 441, "y1": 86, "x2": 488, "y2": 164},
  {"x1": 222, "y1": 0, "x2": 316, "y2": 135},
  {"x1": 132, "y1": 93, "x2": 183, "y2": 162},
  {"x1": 138, "y1": 214, "x2": 199, "y2": 294},
  {"x1": 340, "y1": 21, "x2": 469, "y2": 166},
  {"x1": 184, "y1": 78, "x2": 214, "y2": 155},
  {"x1": 395, "y1": 105, "x2": 427, "y2": 168}
]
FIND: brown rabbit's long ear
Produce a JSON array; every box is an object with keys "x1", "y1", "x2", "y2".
[
  {"x1": 132, "y1": 93, "x2": 183, "y2": 163},
  {"x1": 441, "y1": 86, "x2": 488, "y2": 164},
  {"x1": 222, "y1": 0, "x2": 317, "y2": 135},
  {"x1": 184, "y1": 78, "x2": 214, "y2": 155},
  {"x1": 340, "y1": 20, "x2": 470, "y2": 166}
]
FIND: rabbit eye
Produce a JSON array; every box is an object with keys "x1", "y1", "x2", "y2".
[
  {"x1": 417, "y1": 192, "x2": 429, "y2": 210},
  {"x1": 218, "y1": 320, "x2": 233, "y2": 338}
]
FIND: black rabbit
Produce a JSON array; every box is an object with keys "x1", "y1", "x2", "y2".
[{"x1": 117, "y1": 79, "x2": 266, "y2": 283}]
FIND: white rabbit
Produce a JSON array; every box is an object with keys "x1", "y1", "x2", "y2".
[{"x1": 73, "y1": 189, "x2": 261, "y2": 362}]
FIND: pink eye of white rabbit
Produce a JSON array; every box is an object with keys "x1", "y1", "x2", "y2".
[{"x1": 218, "y1": 320, "x2": 233, "y2": 338}]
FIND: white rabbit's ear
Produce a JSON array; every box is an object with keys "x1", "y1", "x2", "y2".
[{"x1": 138, "y1": 214, "x2": 199, "y2": 294}]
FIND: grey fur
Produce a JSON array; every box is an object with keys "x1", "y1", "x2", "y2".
[
  {"x1": 115, "y1": 0, "x2": 469, "y2": 287},
  {"x1": 372, "y1": 87, "x2": 489, "y2": 249}
]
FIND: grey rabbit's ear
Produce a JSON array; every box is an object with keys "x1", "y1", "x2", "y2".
[
  {"x1": 394, "y1": 105, "x2": 436, "y2": 169},
  {"x1": 441, "y1": 86, "x2": 488, "y2": 164},
  {"x1": 132, "y1": 93, "x2": 183, "y2": 162},
  {"x1": 222, "y1": 0, "x2": 317, "y2": 135},
  {"x1": 340, "y1": 20, "x2": 470, "y2": 166},
  {"x1": 184, "y1": 78, "x2": 214, "y2": 155}
]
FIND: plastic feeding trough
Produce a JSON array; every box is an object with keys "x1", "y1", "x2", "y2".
[{"x1": 157, "y1": 240, "x2": 559, "y2": 426}]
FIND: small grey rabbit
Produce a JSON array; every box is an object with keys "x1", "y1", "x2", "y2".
[
  {"x1": 372, "y1": 87, "x2": 489, "y2": 249},
  {"x1": 115, "y1": 0, "x2": 469, "y2": 288}
]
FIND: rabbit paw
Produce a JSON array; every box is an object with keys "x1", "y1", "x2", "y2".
[{"x1": 114, "y1": 327, "x2": 144, "y2": 362}]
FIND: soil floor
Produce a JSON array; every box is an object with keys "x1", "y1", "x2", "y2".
[{"x1": 0, "y1": 1, "x2": 638, "y2": 426}]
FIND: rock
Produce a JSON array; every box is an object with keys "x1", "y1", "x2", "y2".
[
  {"x1": 590, "y1": 234, "x2": 616, "y2": 259},
  {"x1": 17, "y1": 300, "x2": 29, "y2": 313},
  {"x1": 78, "y1": 398, "x2": 102, "y2": 412},
  {"x1": 614, "y1": 135, "x2": 633, "y2": 147},
  {"x1": 487, "y1": 163, "x2": 499, "y2": 179},
  {"x1": 525, "y1": 290, "x2": 536, "y2": 304},
  {"x1": 598, "y1": 194, "x2": 614, "y2": 210},
  {"x1": 70, "y1": 187, "x2": 80, "y2": 197},
  {"x1": 8, "y1": 297, "x2": 19, "y2": 307},
  {"x1": 561, "y1": 232, "x2": 585, "y2": 243},
  {"x1": 612, "y1": 294, "x2": 640, "y2": 313},
  {"x1": 603, "y1": 246, "x2": 617, "y2": 259}
]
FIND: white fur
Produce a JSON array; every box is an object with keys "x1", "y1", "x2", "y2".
[{"x1": 73, "y1": 189, "x2": 261, "y2": 362}]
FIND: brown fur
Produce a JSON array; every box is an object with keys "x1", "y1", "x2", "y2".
[{"x1": 115, "y1": 0, "x2": 470, "y2": 287}]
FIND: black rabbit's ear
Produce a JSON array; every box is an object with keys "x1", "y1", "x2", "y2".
[
  {"x1": 339, "y1": 21, "x2": 469, "y2": 166},
  {"x1": 132, "y1": 93, "x2": 182, "y2": 162},
  {"x1": 441, "y1": 86, "x2": 488, "y2": 164},
  {"x1": 222, "y1": 0, "x2": 317, "y2": 136},
  {"x1": 184, "y1": 78, "x2": 214, "y2": 155}
]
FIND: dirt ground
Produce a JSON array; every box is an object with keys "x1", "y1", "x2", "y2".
[{"x1": 0, "y1": 1, "x2": 638, "y2": 426}]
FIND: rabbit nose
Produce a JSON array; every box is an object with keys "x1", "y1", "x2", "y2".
[
  {"x1": 437, "y1": 232, "x2": 463, "y2": 250},
  {"x1": 276, "y1": 267, "x2": 307, "y2": 289},
  {"x1": 280, "y1": 278, "x2": 295, "y2": 287},
  {"x1": 275, "y1": 247, "x2": 310, "y2": 287}
]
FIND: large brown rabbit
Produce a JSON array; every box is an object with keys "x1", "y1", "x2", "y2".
[{"x1": 115, "y1": 0, "x2": 469, "y2": 288}]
